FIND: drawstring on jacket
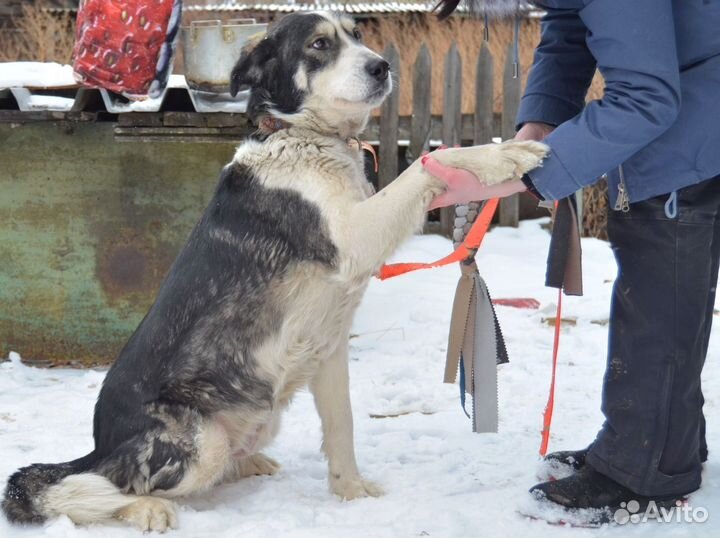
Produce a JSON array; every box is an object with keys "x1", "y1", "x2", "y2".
[{"x1": 665, "y1": 191, "x2": 678, "y2": 219}]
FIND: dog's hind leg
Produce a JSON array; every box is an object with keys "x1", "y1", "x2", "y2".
[
  {"x1": 73, "y1": 417, "x2": 232, "y2": 531},
  {"x1": 310, "y1": 343, "x2": 382, "y2": 500},
  {"x1": 148, "y1": 418, "x2": 233, "y2": 498},
  {"x1": 3, "y1": 453, "x2": 179, "y2": 531},
  {"x1": 42, "y1": 473, "x2": 178, "y2": 532}
]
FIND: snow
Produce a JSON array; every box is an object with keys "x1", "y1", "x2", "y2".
[
  {"x1": 0, "y1": 63, "x2": 188, "y2": 91},
  {"x1": 0, "y1": 62, "x2": 76, "y2": 89},
  {"x1": 1, "y1": 218, "x2": 717, "y2": 537},
  {"x1": 0, "y1": 63, "x2": 189, "y2": 111}
]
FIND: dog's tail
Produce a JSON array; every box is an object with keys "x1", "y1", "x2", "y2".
[
  {"x1": 3, "y1": 455, "x2": 94, "y2": 524},
  {"x1": 2, "y1": 453, "x2": 130, "y2": 525}
]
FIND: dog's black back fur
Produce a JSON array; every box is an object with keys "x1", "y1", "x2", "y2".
[{"x1": 3, "y1": 161, "x2": 338, "y2": 521}]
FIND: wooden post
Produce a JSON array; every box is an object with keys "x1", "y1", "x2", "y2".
[
  {"x1": 474, "y1": 43, "x2": 494, "y2": 146},
  {"x1": 441, "y1": 43, "x2": 462, "y2": 237},
  {"x1": 378, "y1": 44, "x2": 400, "y2": 190},
  {"x1": 500, "y1": 43, "x2": 522, "y2": 227},
  {"x1": 408, "y1": 44, "x2": 432, "y2": 162}
]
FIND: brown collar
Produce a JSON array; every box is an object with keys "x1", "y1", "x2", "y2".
[{"x1": 259, "y1": 116, "x2": 378, "y2": 173}]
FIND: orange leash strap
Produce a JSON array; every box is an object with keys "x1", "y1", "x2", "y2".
[
  {"x1": 378, "y1": 198, "x2": 500, "y2": 280},
  {"x1": 540, "y1": 199, "x2": 565, "y2": 457},
  {"x1": 540, "y1": 287, "x2": 562, "y2": 456}
]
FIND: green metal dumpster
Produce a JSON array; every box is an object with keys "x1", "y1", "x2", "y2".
[{"x1": 0, "y1": 116, "x2": 239, "y2": 366}]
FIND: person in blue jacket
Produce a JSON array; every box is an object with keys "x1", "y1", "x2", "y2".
[{"x1": 429, "y1": 0, "x2": 720, "y2": 519}]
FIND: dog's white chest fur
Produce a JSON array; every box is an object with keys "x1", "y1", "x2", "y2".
[{"x1": 233, "y1": 129, "x2": 373, "y2": 405}]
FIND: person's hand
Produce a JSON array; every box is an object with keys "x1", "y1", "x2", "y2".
[
  {"x1": 424, "y1": 155, "x2": 527, "y2": 210},
  {"x1": 515, "y1": 121, "x2": 555, "y2": 142}
]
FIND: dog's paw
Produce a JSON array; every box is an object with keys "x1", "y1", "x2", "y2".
[
  {"x1": 494, "y1": 140, "x2": 549, "y2": 180},
  {"x1": 330, "y1": 474, "x2": 384, "y2": 500},
  {"x1": 430, "y1": 141, "x2": 548, "y2": 186},
  {"x1": 238, "y1": 453, "x2": 281, "y2": 477},
  {"x1": 115, "y1": 496, "x2": 178, "y2": 533}
]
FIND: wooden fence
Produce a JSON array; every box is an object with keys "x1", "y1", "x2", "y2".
[{"x1": 377, "y1": 41, "x2": 523, "y2": 235}]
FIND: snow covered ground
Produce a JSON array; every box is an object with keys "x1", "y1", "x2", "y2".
[{"x1": 1, "y1": 218, "x2": 717, "y2": 537}]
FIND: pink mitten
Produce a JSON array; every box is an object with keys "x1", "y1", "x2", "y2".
[{"x1": 423, "y1": 155, "x2": 526, "y2": 210}]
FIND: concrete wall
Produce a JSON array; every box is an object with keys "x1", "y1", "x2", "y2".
[{"x1": 0, "y1": 121, "x2": 236, "y2": 365}]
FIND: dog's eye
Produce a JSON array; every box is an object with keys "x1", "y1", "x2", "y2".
[
  {"x1": 352, "y1": 28, "x2": 362, "y2": 40},
  {"x1": 311, "y1": 37, "x2": 331, "y2": 50}
]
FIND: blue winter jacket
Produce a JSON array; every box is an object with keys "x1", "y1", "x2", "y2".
[{"x1": 517, "y1": 0, "x2": 720, "y2": 206}]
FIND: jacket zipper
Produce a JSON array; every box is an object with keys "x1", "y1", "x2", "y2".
[{"x1": 614, "y1": 164, "x2": 630, "y2": 212}]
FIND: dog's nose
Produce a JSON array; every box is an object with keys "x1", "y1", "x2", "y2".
[{"x1": 365, "y1": 59, "x2": 390, "y2": 82}]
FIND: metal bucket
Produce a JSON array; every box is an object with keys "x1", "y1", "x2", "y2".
[{"x1": 181, "y1": 19, "x2": 267, "y2": 93}]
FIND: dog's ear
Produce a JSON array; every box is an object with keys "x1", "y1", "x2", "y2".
[{"x1": 230, "y1": 33, "x2": 273, "y2": 97}]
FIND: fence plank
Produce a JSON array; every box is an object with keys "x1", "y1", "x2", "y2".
[
  {"x1": 408, "y1": 44, "x2": 432, "y2": 162},
  {"x1": 500, "y1": 43, "x2": 522, "y2": 227},
  {"x1": 474, "y1": 43, "x2": 494, "y2": 146},
  {"x1": 442, "y1": 43, "x2": 462, "y2": 147},
  {"x1": 379, "y1": 43, "x2": 400, "y2": 190},
  {"x1": 440, "y1": 43, "x2": 462, "y2": 236}
]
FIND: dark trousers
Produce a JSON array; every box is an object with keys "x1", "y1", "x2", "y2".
[{"x1": 586, "y1": 177, "x2": 719, "y2": 497}]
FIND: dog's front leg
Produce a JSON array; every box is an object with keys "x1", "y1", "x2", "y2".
[
  {"x1": 339, "y1": 141, "x2": 548, "y2": 276},
  {"x1": 310, "y1": 343, "x2": 383, "y2": 500},
  {"x1": 339, "y1": 159, "x2": 443, "y2": 276}
]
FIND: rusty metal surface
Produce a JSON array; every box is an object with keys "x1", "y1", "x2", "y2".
[{"x1": 0, "y1": 121, "x2": 237, "y2": 365}]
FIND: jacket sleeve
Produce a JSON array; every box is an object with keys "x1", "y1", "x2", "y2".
[
  {"x1": 525, "y1": 0, "x2": 681, "y2": 201},
  {"x1": 515, "y1": 6, "x2": 597, "y2": 129}
]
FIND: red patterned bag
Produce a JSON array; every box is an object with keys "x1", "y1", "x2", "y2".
[{"x1": 72, "y1": 0, "x2": 182, "y2": 98}]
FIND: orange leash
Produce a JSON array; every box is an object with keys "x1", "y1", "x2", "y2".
[
  {"x1": 540, "y1": 287, "x2": 562, "y2": 456},
  {"x1": 540, "y1": 200, "x2": 564, "y2": 456},
  {"x1": 378, "y1": 198, "x2": 500, "y2": 280}
]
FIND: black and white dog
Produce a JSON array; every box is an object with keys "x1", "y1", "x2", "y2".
[{"x1": 2, "y1": 12, "x2": 546, "y2": 532}]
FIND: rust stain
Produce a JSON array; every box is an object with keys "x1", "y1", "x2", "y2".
[
  {"x1": 98, "y1": 242, "x2": 150, "y2": 297},
  {"x1": 95, "y1": 228, "x2": 176, "y2": 305}
]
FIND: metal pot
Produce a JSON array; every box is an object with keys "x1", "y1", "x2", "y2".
[{"x1": 181, "y1": 19, "x2": 267, "y2": 93}]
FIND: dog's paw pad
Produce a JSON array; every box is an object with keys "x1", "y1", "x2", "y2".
[
  {"x1": 331, "y1": 475, "x2": 384, "y2": 500},
  {"x1": 116, "y1": 497, "x2": 178, "y2": 533}
]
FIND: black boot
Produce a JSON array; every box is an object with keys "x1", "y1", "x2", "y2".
[
  {"x1": 537, "y1": 447, "x2": 589, "y2": 481},
  {"x1": 539, "y1": 444, "x2": 707, "y2": 483},
  {"x1": 530, "y1": 464, "x2": 686, "y2": 526}
]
